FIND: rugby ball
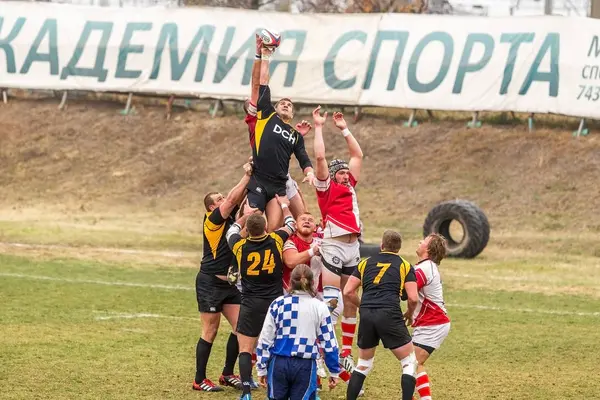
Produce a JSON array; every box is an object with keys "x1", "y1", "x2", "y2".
[{"x1": 259, "y1": 28, "x2": 281, "y2": 48}]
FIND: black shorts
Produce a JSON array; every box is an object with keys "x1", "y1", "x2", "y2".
[
  {"x1": 357, "y1": 307, "x2": 412, "y2": 350},
  {"x1": 195, "y1": 272, "x2": 241, "y2": 313},
  {"x1": 246, "y1": 175, "x2": 286, "y2": 212},
  {"x1": 236, "y1": 296, "x2": 277, "y2": 337}
]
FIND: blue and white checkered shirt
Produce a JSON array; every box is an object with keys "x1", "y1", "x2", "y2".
[{"x1": 255, "y1": 292, "x2": 341, "y2": 378}]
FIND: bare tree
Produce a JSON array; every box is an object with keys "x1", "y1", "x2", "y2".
[
  {"x1": 183, "y1": 0, "x2": 277, "y2": 9},
  {"x1": 297, "y1": 0, "x2": 427, "y2": 13}
]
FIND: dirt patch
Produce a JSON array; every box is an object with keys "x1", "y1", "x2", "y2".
[{"x1": 1, "y1": 97, "x2": 600, "y2": 245}]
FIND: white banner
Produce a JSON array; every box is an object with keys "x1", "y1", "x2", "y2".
[{"x1": 1, "y1": 2, "x2": 600, "y2": 118}]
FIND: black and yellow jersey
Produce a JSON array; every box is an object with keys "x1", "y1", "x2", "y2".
[
  {"x1": 228, "y1": 229, "x2": 290, "y2": 299},
  {"x1": 252, "y1": 85, "x2": 312, "y2": 184},
  {"x1": 199, "y1": 207, "x2": 236, "y2": 276},
  {"x1": 352, "y1": 252, "x2": 416, "y2": 309}
]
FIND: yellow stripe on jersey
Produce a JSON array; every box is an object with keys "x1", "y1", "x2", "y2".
[
  {"x1": 269, "y1": 232, "x2": 285, "y2": 257},
  {"x1": 254, "y1": 112, "x2": 275, "y2": 155},
  {"x1": 399, "y1": 259, "x2": 411, "y2": 294},
  {"x1": 204, "y1": 211, "x2": 225, "y2": 259},
  {"x1": 357, "y1": 258, "x2": 369, "y2": 281},
  {"x1": 232, "y1": 238, "x2": 247, "y2": 269}
]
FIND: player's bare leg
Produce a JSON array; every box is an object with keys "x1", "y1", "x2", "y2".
[
  {"x1": 414, "y1": 346, "x2": 432, "y2": 400},
  {"x1": 237, "y1": 334, "x2": 259, "y2": 397},
  {"x1": 193, "y1": 312, "x2": 224, "y2": 391},
  {"x1": 346, "y1": 347, "x2": 375, "y2": 400},
  {"x1": 216, "y1": 304, "x2": 243, "y2": 390},
  {"x1": 340, "y1": 274, "x2": 358, "y2": 372},
  {"x1": 288, "y1": 191, "x2": 306, "y2": 219},
  {"x1": 265, "y1": 197, "x2": 283, "y2": 233},
  {"x1": 390, "y1": 342, "x2": 418, "y2": 400},
  {"x1": 321, "y1": 267, "x2": 342, "y2": 318}
]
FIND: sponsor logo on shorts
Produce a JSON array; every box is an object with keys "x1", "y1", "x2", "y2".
[
  {"x1": 209, "y1": 307, "x2": 216, "y2": 312},
  {"x1": 332, "y1": 256, "x2": 341, "y2": 265},
  {"x1": 256, "y1": 187, "x2": 263, "y2": 193}
]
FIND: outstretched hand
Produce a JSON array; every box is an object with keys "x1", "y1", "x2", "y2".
[
  {"x1": 312, "y1": 106, "x2": 327, "y2": 127},
  {"x1": 295, "y1": 120, "x2": 312, "y2": 136},
  {"x1": 333, "y1": 111, "x2": 347, "y2": 130}
]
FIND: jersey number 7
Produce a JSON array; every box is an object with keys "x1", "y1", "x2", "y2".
[
  {"x1": 374, "y1": 262, "x2": 391, "y2": 284},
  {"x1": 247, "y1": 250, "x2": 276, "y2": 276}
]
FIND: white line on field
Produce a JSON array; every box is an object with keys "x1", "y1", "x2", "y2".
[
  {"x1": 0, "y1": 273, "x2": 192, "y2": 291},
  {"x1": 93, "y1": 312, "x2": 197, "y2": 321},
  {"x1": 0, "y1": 242, "x2": 198, "y2": 258},
  {"x1": 447, "y1": 303, "x2": 600, "y2": 317},
  {"x1": 3, "y1": 272, "x2": 598, "y2": 318}
]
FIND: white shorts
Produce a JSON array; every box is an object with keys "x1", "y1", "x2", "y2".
[
  {"x1": 285, "y1": 174, "x2": 299, "y2": 199},
  {"x1": 412, "y1": 323, "x2": 451, "y2": 351},
  {"x1": 320, "y1": 238, "x2": 361, "y2": 276}
]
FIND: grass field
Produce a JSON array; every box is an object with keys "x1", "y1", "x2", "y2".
[
  {"x1": 2, "y1": 234, "x2": 599, "y2": 400},
  {"x1": 2, "y1": 97, "x2": 600, "y2": 399}
]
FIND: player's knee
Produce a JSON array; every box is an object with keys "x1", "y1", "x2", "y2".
[
  {"x1": 401, "y1": 352, "x2": 418, "y2": 377},
  {"x1": 201, "y1": 322, "x2": 219, "y2": 341},
  {"x1": 355, "y1": 358, "x2": 374, "y2": 376}
]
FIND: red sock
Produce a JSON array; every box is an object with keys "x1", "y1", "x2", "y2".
[
  {"x1": 341, "y1": 317, "x2": 357, "y2": 357},
  {"x1": 416, "y1": 371, "x2": 432, "y2": 399},
  {"x1": 252, "y1": 353, "x2": 257, "y2": 366},
  {"x1": 339, "y1": 369, "x2": 352, "y2": 383}
]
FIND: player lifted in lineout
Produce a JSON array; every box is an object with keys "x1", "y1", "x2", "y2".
[
  {"x1": 244, "y1": 34, "x2": 311, "y2": 223},
  {"x1": 311, "y1": 106, "x2": 364, "y2": 372},
  {"x1": 226, "y1": 195, "x2": 296, "y2": 400},
  {"x1": 245, "y1": 31, "x2": 315, "y2": 232}
]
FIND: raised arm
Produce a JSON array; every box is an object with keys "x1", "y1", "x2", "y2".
[
  {"x1": 248, "y1": 35, "x2": 263, "y2": 112},
  {"x1": 256, "y1": 56, "x2": 275, "y2": 117},
  {"x1": 220, "y1": 162, "x2": 253, "y2": 219},
  {"x1": 312, "y1": 106, "x2": 329, "y2": 182},
  {"x1": 333, "y1": 112, "x2": 363, "y2": 182},
  {"x1": 293, "y1": 135, "x2": 315, "y2": 186},
  {"x1": 274, "y1": 194, "x2": 296, "y2": 238}
]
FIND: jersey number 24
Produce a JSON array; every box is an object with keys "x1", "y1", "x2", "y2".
[{"x1": 247, "y1": 250, "x2": 276, "y2": 276}]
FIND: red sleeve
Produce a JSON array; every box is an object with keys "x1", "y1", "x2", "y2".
[
  {"x1": 415, "y1": 268, "x2": 427, "y2": 290},
  {"x1": 245, "y1": 113, "x2": 257, "y2": 128},
  {"x1": 283, "y1": 237, "x2": 299, "y2": 253},
  {"x1": 245, "y1": 114, "x2": 257, "y2": 149}
]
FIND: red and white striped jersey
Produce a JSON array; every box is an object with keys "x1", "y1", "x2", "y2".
[
  {"x1": 282, "y1": 233, "x2": 324, "y2": 293},
  {"x1": 314, "y1": 174, "x2": 361, "y2": 238},
  {"x1": 412, "y1": 259, "x2": 451, "y2": 327}
]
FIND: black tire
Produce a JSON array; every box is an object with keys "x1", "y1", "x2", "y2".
[
  {"x1": 422, "y1": 200, "x2": 490, "y2": 258},
  {"x1": 359, "y1": 242, "x2": 380, "y2": 259}
]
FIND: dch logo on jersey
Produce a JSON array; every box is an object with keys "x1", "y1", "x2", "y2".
[{"x1": 274, "y1": 124, "x2": 297, "y2": 144}]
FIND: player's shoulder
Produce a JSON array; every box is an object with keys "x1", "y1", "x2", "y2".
[{"x1": 415, "y1": 259, "x2": 435, "y2": 271}]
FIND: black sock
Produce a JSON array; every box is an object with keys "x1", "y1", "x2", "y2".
[
  {"x1": 194, "y1": 338, "x2": 212, "y2": 384},
  {"x1": 239, "y1": 352, "x2": 253, "y2": 395},
  {"x1": 222, "y1": 333, "x2": 238, "y2": 376},
  {"x1": 401, "y1": 374, "x2": 417, "y2": 400},
  {"x1": 346, "y1": 371, "x2": 366, "y2": 400}
]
